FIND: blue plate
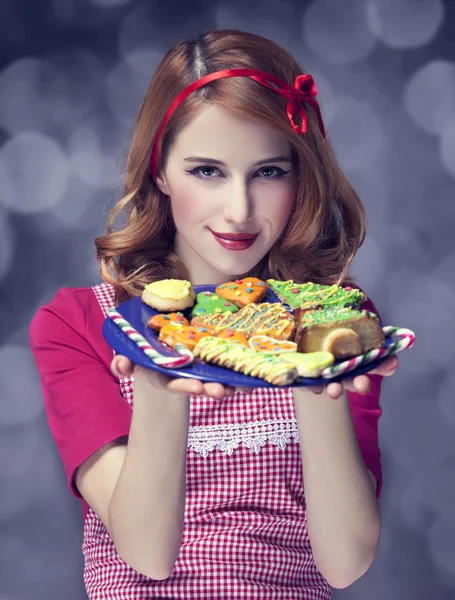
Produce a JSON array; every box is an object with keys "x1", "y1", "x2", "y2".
[{"x1": 102, "y1": 285, "x2": 392, "y2": 388}]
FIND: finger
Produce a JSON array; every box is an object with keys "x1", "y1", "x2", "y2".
[
  {"x1": 311, "y1": 385, "x2": 324, "y2": 395},
  {"x1": 369, "y1": 355, "x2": 399, "y2": 376},
  {"x1": 167, "y1": 377, "x2": 205, "y2": 395},
  {"x1": 203, "y1": 382, "x2": 230, "y2": 399},
  {"x1": 111, "y1": 355, "x2": 134, "y2": 377},
  {"x1": 326, "y1": 381, "x2": 344, "y2": 399}
]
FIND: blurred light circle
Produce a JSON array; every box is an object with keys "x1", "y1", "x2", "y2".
[
  {"x1": 404, "y1": 61, "x2": 455, "y2": 136},
  {"x1": 0, "y1": 346, "x2": 44, "y2": 426},
  {"x1": 49, "y1": 174, "x2": 98, "y2": 231},
  {"x1": 0, "y1": 132, "x2": 69, "y2": 214},
  {"x1": 70, "y1": 150, "x2": 116, "y2": 189},
  {"x1": 440, "y1": 120, "x2": 455, "y2": 179},
  {"x1": 367, "y1": 0, "x2": 444, "y2": 49},
  {"x1": 215, "y1": 2, "x2": 295, "y2": 48},
  {"x1": 303, "y1": 0, "x2": 377, "y2": 65},
  {"x1": 328, "y1": 97, "x2": 385, "y2": 170},
  {"x1": 0, "y1": 58, "x2": 62, "y2": 135},
  {"x1": 0, "y1": 208, "x2": 14, "y2": 283},
  {"x1": 0, "y1": 52, "x2": 104, "y2": 136},
  {"x1": 105, "y1": 56, "x2": 155, "y2": 126}
]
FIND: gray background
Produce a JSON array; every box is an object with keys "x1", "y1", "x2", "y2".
[{"x1": 1, "y1": 0, "x2": 454, "y2": 598}]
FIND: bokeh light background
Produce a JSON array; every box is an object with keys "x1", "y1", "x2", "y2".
[{"x1": 0, "y1": 0, "x2": 454, "y2": 598}]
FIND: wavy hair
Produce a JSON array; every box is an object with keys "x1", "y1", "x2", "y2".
[{"x1": 95, "y1": 29, "x2": 367, "y2": 303}]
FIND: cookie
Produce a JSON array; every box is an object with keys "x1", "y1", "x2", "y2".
[
  {"x1": 147, "y1": 312, "x2": 188, "y2": 332},
  {"x1": 294, "y1": 306, "x2": 385, "y2": 359},
  {"x1": 190, "y1": 291, "x2": 238, "y2": 318},
  {"x1": 266, "y1": 279, "x2": 366, "y2": 311},
  {"x1": 193, "y1": 336, "x2": 298, "y2": 386},
  {"x1": 248, "y1": 335, "x2": 297, "y2": 354},
  {"x1": 142, "y1": 279, "x2": 196, "y2": 312},
  {"x1": 191, "y1": 302, "x2": 295, "y2": 340},
  {"x1": 217, "y1": 329, "x2": 249, "y2": 347},
  {"x1": 158, "y1": 323, "x2": 211, "y2": 351},
  {"x1": 216, "y1": 277, "x2": 267, "y2": 308},
  {"x1": 281, "y1": 351, "x2": 335, "y2": 377}
]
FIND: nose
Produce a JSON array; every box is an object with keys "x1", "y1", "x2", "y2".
[{"x1": 223, "y1": 180, "x2": 253, "y2": 226}]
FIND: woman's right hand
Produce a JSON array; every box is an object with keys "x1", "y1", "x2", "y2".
[{"x1": 110, "y1": 354, "x2": 236, "y2": 399}]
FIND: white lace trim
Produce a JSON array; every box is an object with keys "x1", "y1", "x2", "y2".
[{"x1": 188, "y1": 418, "x2": 299, "y2": 458}]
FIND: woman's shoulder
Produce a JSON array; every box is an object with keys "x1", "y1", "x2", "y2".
[{"x1": 29, "y1": 282, "x2": 116, "y2": 345}]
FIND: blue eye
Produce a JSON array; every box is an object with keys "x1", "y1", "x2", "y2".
[{"x1": 185, "y1": 166, "x2": 291, "y2": 180}]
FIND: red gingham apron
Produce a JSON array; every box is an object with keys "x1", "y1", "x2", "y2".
[{"x1": 86, "y1": 282, "x2": 331, "y2": 599}]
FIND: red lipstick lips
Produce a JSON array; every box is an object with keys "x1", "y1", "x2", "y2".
[{"x1": 210, "y1": 230, "x2": 259, "y2": 251}]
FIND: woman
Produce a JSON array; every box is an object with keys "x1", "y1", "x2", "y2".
[{"x1": 30, "y1": 28, "x2": 398, "y2": 599}]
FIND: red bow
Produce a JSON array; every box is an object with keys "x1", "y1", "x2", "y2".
[{"x1": 150, "y1": 68, "x2": 326, "y2": 181}]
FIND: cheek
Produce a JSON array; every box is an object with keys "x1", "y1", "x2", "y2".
[
  {"x1": 258, "y1": 183, "x2": 296, "y2": 226},
  {"x1": 169, "y1": 183, "x2": 208, "y2": 227}
]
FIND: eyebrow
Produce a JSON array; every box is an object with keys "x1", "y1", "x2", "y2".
[{"x1": 183, "y1": 155, "x2": 293, "y2": 166}]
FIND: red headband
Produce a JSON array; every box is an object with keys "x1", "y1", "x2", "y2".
[{"x1": 150, "y1": 68, "x2": 326, "y2": 182}]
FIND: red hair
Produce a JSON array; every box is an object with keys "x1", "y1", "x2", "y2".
[{"x1": 95, "y1": 29, "x2": 366, "y2": 303}]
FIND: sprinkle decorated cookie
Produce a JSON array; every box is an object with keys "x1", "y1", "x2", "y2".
[
  {"x1": 217, "y1": 329, "x2": 249, "y2": 347},
  {"x1": 248, "y1": 335, "x2": 297, "y2": 354},
  {"x1": 158, "y1": 322, "x2": 211, "y2": 351},
  {"x1": 280, "y1": 351, "x2": 335, "y2": 378},
  {"x1": 215, "y1": 277, "x2": 267, "y2": 308},
  {"x1": 147, "y1": 312, "x2": 189, "y2": 331},
  {"x1": 190, "y1": 291, "x2": 239, "y2": 318},
  {"x1": 266, "y1": 279, "x2": 366, "y2": 310}
]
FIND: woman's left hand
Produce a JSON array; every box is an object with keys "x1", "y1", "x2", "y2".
[{"x1": 309, "y1": 354, "x2": 399, "y2": 399}]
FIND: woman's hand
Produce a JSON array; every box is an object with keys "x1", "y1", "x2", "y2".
[
  {"x1": 307, "y1": 354, "x2": 399, "y2": 400},
  {"x1": 110, "y1": 355, "x2": 236, "y2": 400}
]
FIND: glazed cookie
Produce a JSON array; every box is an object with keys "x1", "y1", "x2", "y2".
[
  {"x1": 266, "y1": 279, "x2": 366, "y2": 311},
  {"x1": 142, "y1": 279, "x2": 196, "y2": 312},
  {"x1": 191, "y1": 302, "x2": 295, "y2": 340},
  {"x1": 281, "y1": 351, "x2": 335, "y2": 378},
  {"x1": 147, "y1": 312, "x2": 188, "y2": 332},
  {"x1": 216, "y1": 277, "x2": 267, "y2": 308},
  {"x1": 158, "y1": 322, "x2": 211, "y2": 351},
  {"x1": 190, "y1": 291, "x2": 238, "y2": 318},
  {"x1": 217, "y1": 329, "x2": 249, "y2": 347},
  {"x1": 248, "y1": 335, "x2": 297, "y2": 354},
  {"x1": 193, "y1": 336, "x2": 298, "y2": 386}
]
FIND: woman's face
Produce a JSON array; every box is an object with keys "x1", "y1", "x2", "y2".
[{"x1": 156, "y1": 104, "x2": 297, "y2": 285}]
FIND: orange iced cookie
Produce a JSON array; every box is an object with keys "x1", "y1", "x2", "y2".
[
  {"x1": 248, "y1": 335, "x2": 297, "y2": 354},
  {"x1": 217, "y1": 329, "x2": 249, "y2": 347},
  {"x1": 147, "y1": 312, "x2": 189, "y2": 331},
  {"x1": 158, "y1": 323, "x2": 211, "y2": 351},
  {"x1": 216, "y1": 277, "x2": 267, "y2": 308}
]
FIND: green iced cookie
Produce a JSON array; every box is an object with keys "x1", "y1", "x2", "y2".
[
  {"x1": 190, "y1": 291, "x2": 239, "y2": 318},
  {"x1": 267, "y1": 279, "x2": 366, "y2": 310}
]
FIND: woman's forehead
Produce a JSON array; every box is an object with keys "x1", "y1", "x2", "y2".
[{"x1": 170, "y1": 104, "x2": 291, "y2": 161}]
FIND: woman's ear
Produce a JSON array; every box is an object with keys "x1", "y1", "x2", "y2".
[{"x1": 155, "y1": 173, "x2": 170, "y2": 196}]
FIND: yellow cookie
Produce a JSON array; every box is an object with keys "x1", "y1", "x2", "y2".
[
  {"x1": 281, "y1": 351, "x2": 335, "y2": 377},
  {"x1": 142, "y1": 279, "x2": 196, "y2": 311}
]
